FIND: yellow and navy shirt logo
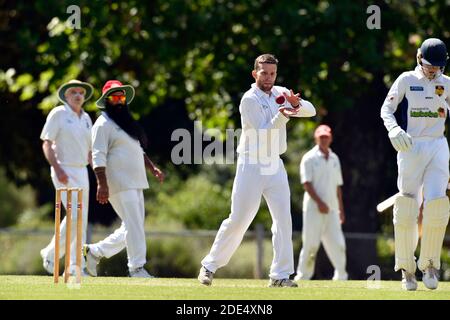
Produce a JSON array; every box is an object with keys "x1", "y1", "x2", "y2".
[{"x1": 435, "y1": 85, "x2": 444, "y2": 97}]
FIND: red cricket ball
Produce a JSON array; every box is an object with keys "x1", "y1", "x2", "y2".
[{"x1": 275, "y1": 95, "x2": 286, "y2": 105}]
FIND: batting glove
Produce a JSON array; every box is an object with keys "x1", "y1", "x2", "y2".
[{"x1": 388, "y1": 126, "x2": 413, "y2": 152}]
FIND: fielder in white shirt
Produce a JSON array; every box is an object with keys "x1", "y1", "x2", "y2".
[
  {"x1": 380, "y1": 38, "x2": 450, "y2": 291},
  {"x1": 83, "y1": 80, "x2": 164, "y2": 278},
  {"x1": 40, "y1": 80, "x2": 94, "y2": 276},
  {"x1": 295, "y1": 124, "x2": 347, "y2": 281},
  {"x1": 198, "y1": 54, "x2": 316, "y2": 287}
]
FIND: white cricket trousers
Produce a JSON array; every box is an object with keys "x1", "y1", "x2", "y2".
[
  {"x1": 296, "y1": 209, "x2": 347, "y2": 280},
  {"x1": 202, "y1": 157, "x2": 294, "y2": 280},
  {"x1": 397, "y1": 136, "x2": 449, "y2": 201},
  {"x1": 41, "y1": 166, "x2": 89, "y2": 272},
  {"x1": 394, "y1": 136, "x2": 449, "y2": 272},
  {"x1": 89, "y1": 189, "x2": 147, "y2": 271}
]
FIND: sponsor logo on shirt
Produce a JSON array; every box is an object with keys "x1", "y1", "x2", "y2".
[
  {"x1": 410, "y1": 110, "x2": 438, "y2": 118},
  {"x1": 435, "y1": 85, "x2": 444, "y2": 97},
  {"x1": 410, "y1": 86, "x2": 424, "y2": 91}
]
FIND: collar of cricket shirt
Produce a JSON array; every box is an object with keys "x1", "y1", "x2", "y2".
[
  {"x1": 63, "y1": 103, "x2": 85, "y2": 119},
  {"x1": 314, "y1": 145, "x2": 334, "y2": 159},
  {"x1": 414, "y1": 65, "x2": 442, "y2": 82},
  {"x1": 252, "y1": 83, "x2": 277, "y2": 99},
  {"x1": 252, "y1": 84, "x2": 279, "y2": 116},
  {"x1": 414, "y1": 66, "x2": 427, "y2": 80}
]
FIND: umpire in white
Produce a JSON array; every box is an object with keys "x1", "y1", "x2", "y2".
[{"x1": 40, "y1": 80, "x2": 94, "y2": 276}]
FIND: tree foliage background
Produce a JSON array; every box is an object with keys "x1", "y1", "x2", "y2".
[{"x1": 1, "y1": 0, "x2": 450, "y2": 278}]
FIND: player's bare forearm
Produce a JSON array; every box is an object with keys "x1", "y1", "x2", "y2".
[
  {"x1": 94, "y1": 166, "x2": 109, "y2": 204},
  {"x1": 337, "y1": 186, "x2": 344, "y2": 213},
  {"x1": 304, "y1": 182, "x2": 329, "y2": 214},
  {"x1": 43, "y1": 140, "x2": 69, "y2": 184},
  {"x1": 94, "y1": 167, "x2": 108, "y2": 186},
  {"x1": 143, "y1": 153, "x2": 156, "y2": 171},
  {"x1": 88, "y1": 151, "x2": 93, "y2": 168},
  {"x1": 42, "y1": 140, "x2": 60, "y2": 170},
  {"x1": 337, "y1": 186, "x2": 345, "y2": 223},
  {"x1": 304, "y1": 182, "x2": 324, "y2": 205},
  {"x1": 144, "y1": 153, "x2": 165, "y2": 183}
]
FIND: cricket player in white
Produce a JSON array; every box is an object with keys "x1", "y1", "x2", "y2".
[
  {"x1": 83, "y1": 80, "x2": 164, "y2": 278},
  {"x1": 295, "y1": 125, "x2": 347, "y2": 281},
  {"x1": 198, "y1": 54, "x2": 316, "y2": 287},
  {"x1": 40, "y1": 80, "x2": 94, "y2": 276},
  {"x1": 381, "y1": 38, "x2": 450, "y2": 290}
]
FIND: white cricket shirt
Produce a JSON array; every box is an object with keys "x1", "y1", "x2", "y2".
[
  {"x1": 237, "y1": 84, "x2": 316, "y2": 160},
  {"x1": 92, "y1": 113, "x2": 149, "y2": 195},
  {"x1": 300, "y1": 145, "x2": 343, "y2": 212},
  {"x1": 381, "y1": 66, "x2": 450, "y2": 137},
  {"x1": 40, "y1": 104, "x2": 92, "y2": 167}
]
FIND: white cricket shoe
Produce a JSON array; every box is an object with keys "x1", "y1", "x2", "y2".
[
  {"x1": 401, "y1": 270, "x2": 418, "y2": 291},
  {"x1": 422, "y1": 266, "x2": 439, "y2": 290},
  {"x1": 198, "y1": 266, "x2": 214, "y2": 286},
  {"x1": 332, "y1": 271, "x2": 348, "y2": 281},
  {"x1": 83, "y1": 245, "x2": 100, "y2": 277},
  {"x1": 40, "y1": 249, "x2": 54, "y2": 275},
  {"x1": 129, "y1": 267, "x2": 155, "y2": 278},
  {"x1": 268, "y1": 278, "x2": 298, "y2": 288}
]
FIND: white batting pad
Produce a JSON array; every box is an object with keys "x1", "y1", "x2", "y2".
[
  {"x1": 418, "y1": 197, "x2": 450, "y2": 271},
  {"x1": 393, "y1": 195, "x2": 419, "y2": 273}
]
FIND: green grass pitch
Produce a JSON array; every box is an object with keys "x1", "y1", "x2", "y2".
[{"x1": 0, "y1": 276, "x2": 449, "y2": 300}]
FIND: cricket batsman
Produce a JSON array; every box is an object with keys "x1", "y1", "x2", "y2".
[{"x1": 380, "y1": 38, "x2": 450, "y2": 290}]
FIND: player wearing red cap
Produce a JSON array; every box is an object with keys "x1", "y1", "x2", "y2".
[
  {"x1": 83, "y1": 80, "x2": 164, "y2": 278},
  {"x1": 294, "y1": 124, "x2": 347, "y2": 281}
]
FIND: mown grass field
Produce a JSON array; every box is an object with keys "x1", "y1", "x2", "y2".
[{"x1": 0, "y1": 276, "x2": 449, "y2": 300}]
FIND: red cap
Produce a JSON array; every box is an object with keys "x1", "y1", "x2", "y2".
[
  {"x1": 314, "y1": 124, "x2": 332, "y2": 138},
  {"x1": 102, "y1": 80, "x2": 125, "y2": 95}
]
